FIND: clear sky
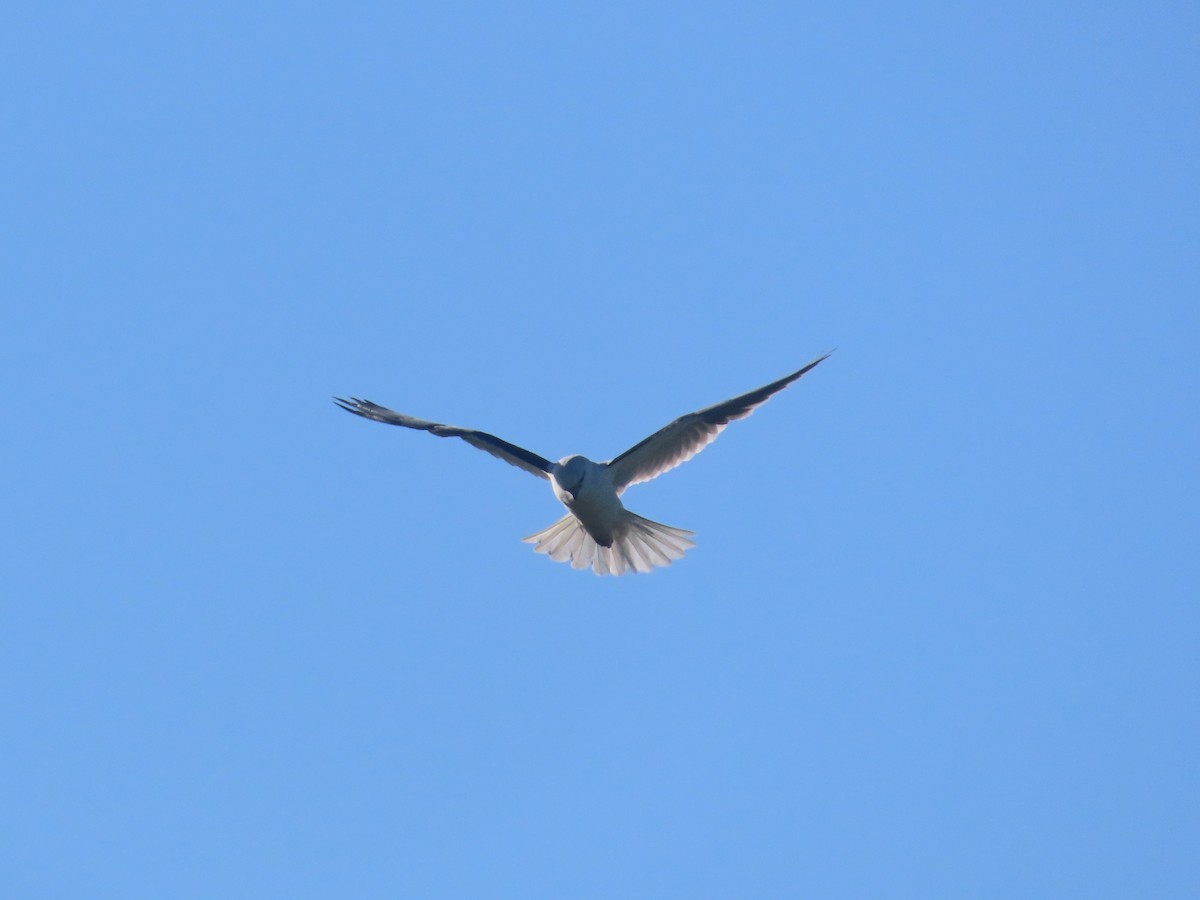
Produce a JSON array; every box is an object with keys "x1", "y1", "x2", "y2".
[{"x1": 3, "y1": 3, "x2": 1196, "y2": 897}]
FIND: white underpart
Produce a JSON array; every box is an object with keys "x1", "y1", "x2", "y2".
[{"x1": 523, "y1": 456, "x2": 696, "y2": 575}]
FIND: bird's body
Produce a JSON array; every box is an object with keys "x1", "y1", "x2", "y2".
[
  {"x1": 532, "y1": 454, "x2": 695, "y2": 574},
  {"x1": 335, "y1": 353, "x2": 828, "y2": 575},
  {"x1": 551, "y1": 456, "x2": 622, "y2": 546}
]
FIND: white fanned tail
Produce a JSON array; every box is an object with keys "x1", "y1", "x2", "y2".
[{"x1": 522, "y1": 510, "x2": 696, "y2": 576}]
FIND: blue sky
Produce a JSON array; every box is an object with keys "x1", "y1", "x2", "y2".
[{"x1": 2, "y1": 3, "x2": 1196, "y2": 897}]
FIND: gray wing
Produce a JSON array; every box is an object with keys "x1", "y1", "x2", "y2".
[
  {"x1": 333, "y1": 397, "x2": 553, "y2": 479},
  {"x1": 604, "y1": 353, "x2": 830, "y2": 491}
]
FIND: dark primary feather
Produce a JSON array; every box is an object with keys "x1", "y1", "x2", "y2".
[
  {"x1": 333, "y1": 397, "x2": 553, "y2": 479},
  {"x1": 604, "y1": 353, "x2": 830, "y2": 491}
]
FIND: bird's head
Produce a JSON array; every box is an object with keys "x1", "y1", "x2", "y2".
[{"x1": 553, "y1": 455, "x2": 590, "y2": 502}]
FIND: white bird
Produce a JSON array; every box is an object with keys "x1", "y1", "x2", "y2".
[{"x1": 335, "y1": 353, "x2": 829, "y2": 575}]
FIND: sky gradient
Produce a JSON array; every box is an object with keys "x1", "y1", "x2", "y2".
[{"x1": 3, "y1": 3, "x2": 1197, "y2": 897}]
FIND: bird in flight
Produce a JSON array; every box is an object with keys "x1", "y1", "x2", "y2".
[{"x1": 335, "y1": 353, "x2": 829, "y2": 575}]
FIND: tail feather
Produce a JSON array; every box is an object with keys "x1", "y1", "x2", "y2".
[
  {"x1": 522, "y1": 510, "x2": 695, "y2": 576},
  {"x1": 627, "y1": 519, "x2": 674, "y2": 567},
  {"x1": 566, "y1": 525, "x2": 591, "y2": 570}
]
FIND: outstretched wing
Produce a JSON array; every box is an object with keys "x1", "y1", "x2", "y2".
[
  {"x1": 605, "y1": 353, "x2": 830, "y2": 491},
  {"x1": 333, "y1": 397, "x2": 553, "y2": 479}
]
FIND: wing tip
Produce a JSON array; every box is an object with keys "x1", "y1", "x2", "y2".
[{"x1": 802, "y1": 349, "x2": 834, "y2": 371}]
